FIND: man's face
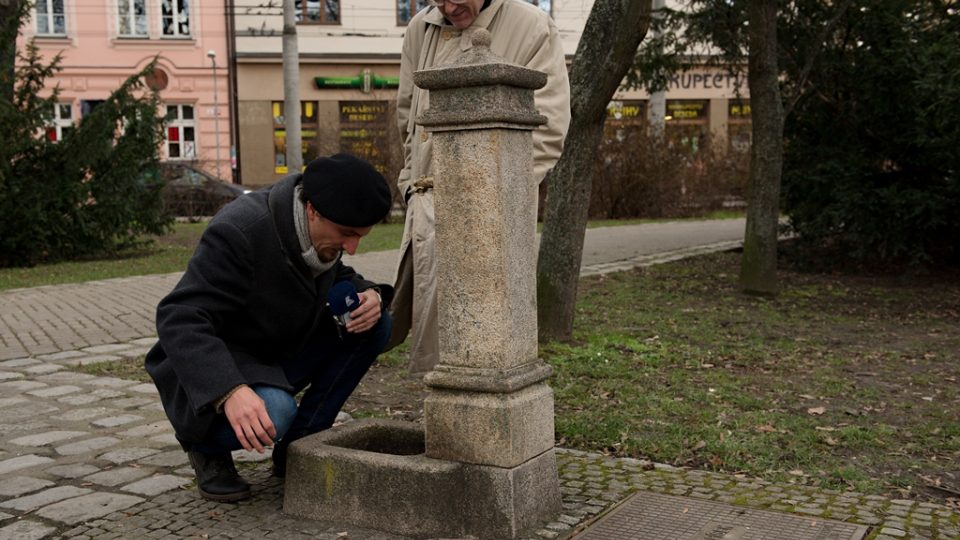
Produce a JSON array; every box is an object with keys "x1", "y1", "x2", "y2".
[
  {"x1": 306, "y1": 202, "x2": 373, "y2": 262},
  {"x1": 442, "y1": 0, "x2": 484, "y2": 29}
]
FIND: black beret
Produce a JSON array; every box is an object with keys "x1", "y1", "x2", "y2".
[{"x1": 301, "y1": 154, "x2": 392, "y2": 228}]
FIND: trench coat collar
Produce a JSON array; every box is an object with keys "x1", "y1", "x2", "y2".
[
  {"x1": 423, "y1": 0, "x2": 506, "y2": 51},
  {"x1": 267, "y1": 173, "x2": 315, "y2": 286}
]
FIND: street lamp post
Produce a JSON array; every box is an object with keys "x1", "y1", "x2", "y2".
[{"x1": 207, "y1": 49, "x2": 223, "y2": 180}]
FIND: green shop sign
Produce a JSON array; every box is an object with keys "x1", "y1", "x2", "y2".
[{"x1": 315, "y1": 71, "x2": 400, "y2": 93}]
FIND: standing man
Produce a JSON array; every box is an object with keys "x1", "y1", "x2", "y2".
[
  {"x1": 146, "y1": 154, "x2": 394, "y2": 502},
  {"x1": 390, "y1": 0, "x2": 571, "y2": 373}
]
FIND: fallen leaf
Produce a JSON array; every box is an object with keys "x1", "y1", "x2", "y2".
[
  {"x1": 807, "y1": 406, "x2": 826, "y2": 415},
  {"x1": 789, "y1": 469, "x2": 805, "y2": 476},
  {"x1": 756, "y1": 424, "x2": 777, "y2": 433},
  {"x1": 799, "y1": 394, "x2": 816, "y2": 400},
  {"x1": 815, "y1": 426, "x2": 837, "y2": 431}
]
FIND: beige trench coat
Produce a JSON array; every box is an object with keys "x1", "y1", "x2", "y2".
[{"x1": 387, "y1": 0, "x2": 571, "y2": 373}]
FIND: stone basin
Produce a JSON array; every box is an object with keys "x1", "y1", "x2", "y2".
[{"x1": 282, "y1": 418, "x2": 559, "y2": 539}]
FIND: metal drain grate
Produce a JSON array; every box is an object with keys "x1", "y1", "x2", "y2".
[{"x1": 572, "y1": 491, "x2": 869, "y2": 540}]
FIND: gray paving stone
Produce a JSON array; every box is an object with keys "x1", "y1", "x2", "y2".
[
  {"x1": 10, "y1": 430, "x2": 87, "y2": 447},
  {"x1": 0, "y1": 396, "x2": 28, "y2": 408},
  {"x1": 58, "y1": 394, "x2": 103, "y2": 405},
  {"x1": 119, "y1": 421, "x2": 172, "y2": 437},
  {"x1": 91, "y1": 414, "x2": 144, "y2": 428},
  {"x1": 22, "y1": 363, "x2": 64, "y2": 374},
  {"x1": 46, "y1": 463, "x2": 101, "y2": 478},
  {"x1": 35, "y1": 492, "x2": 144, "y2": 525},
  {"x1": 0, "y1": 454, "x2": 54, "y2": 474},
  {"x1": 36, "y1": 371, "x2": 96, "y2": 383},
  {"x1": 0, "y1": 511, "x2": 10, "y2": 520},
  {"x1": 56, "y1": 436, "x2": 121, "y2": 456},
  {"x1": 121, "y1": 474, "x2": 192, "y2": 496},
  {"x1": 148, "y1": 433, "x2": 180, "y2": 447},
  {"x1": 83, "y1": 375, "x2": 136, "y2": 388},
  {"x1": 0, "y1": 520, "x2": 57, "y2": 540},
  {"x1": 26, "y1": 384, "x2": 82, "y2": 397},
  {"x1": 91, "y1": 388, "x2": 126, "y2": 399},
  {"x1": 0, "y1": 358, "x2": 39, "y2": 368},
  {"x1": 131, "y1": 337, "x2": 159, "y2": 347},
  {"x1": 82, "y1": 344, "x2": 133, "y2": 354},
  {"x1": 98, "y1": 447, "x2": 161, "y2": 464},
  {"x1": 60, "y1": 355, "x2": 122, "y2": 367},
  {"x1": 0, "y1": 485, "x2": 91, "y2": 511},
  {"x1": 128, "y1": 383, "x2": 159, "y2": 395},
  {"x1": 879, "y1": 527, "x2": 907, "y2": 537},
  {"x1": 84, "y1": 466, "x2": 154, "y2": 487},
  {"x1": 139, "y1": 450, "x2": 189, "y2": 467},
  {"x1": 0, "y1": 371, "x2": 23, "y2": 380},
  {"x1": 0, "y1": 476, "x2": 55, "y2": 497},
  {"x1": 37, "y1": 350, "x2": 87, "y2": 361},
  {"x1": 54, "y1": 407, "x2": 116, "y2": 421},
  {"x1": 0, "y1": 380, "x2": 47, "y2": 391},
  {"x1": 111, "y1": 396, "x2": 155, "y2": 409},
  {"x1": 115, "y1": 347, "x2": 151, "y2": 358}
]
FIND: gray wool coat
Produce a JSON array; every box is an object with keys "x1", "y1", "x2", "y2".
[{"x1": 145, "y1": 174, "x2": 391, "y2": 445}]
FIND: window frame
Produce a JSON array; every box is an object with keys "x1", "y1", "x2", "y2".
[
  {"x1": 396, "y1": 0, "x2": 430, "y2": 26},
  {"x1": 118, "y1": 0, "x2": 149, "y2": 38},
  {"x1": 160, "y1": 0, "x2": 191, "y2": 38},
  {"x1": 46, "y1": 102, "x2": 74, "y2": 142},
  {"x1": 165, "y1": 104, "x2": 197, "y2": 161},
  {"x1": 295, "y1": 0, "x2": 341, "y2": 25},
  {"x1": 35, "y1": 0, "x2": 67, "y2": 36}
]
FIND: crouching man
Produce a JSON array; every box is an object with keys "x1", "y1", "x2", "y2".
[{"x1": 146, "y1": 154, "x2": 394, "y2": 502}]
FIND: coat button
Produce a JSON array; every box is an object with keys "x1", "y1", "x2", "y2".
[{"x1": 441, "y1": 30, "x2": 453, "y2": 40}]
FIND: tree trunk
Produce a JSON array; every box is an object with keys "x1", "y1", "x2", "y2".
[
  {"x1": 0, "y1": 0, "x2": 20, "y2": 105},
  {"x1": 739, "y1": 0, "x2": 783, "y2": 295},
  {"x1": 537, "y1": 0, "x2": 651, "y2": 341},
  {"x1": 282, "y1": 0, "x2": 302, "y2": 172}
]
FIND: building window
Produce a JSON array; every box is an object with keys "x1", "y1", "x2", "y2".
[
  {"x1": 46, "y1": 103, "x2": 74, "y2": 142},
  {"x1": 295, "y1": 0, "x2": 339, "y2": 24},
  {"x1": 161, "y1": 0, "x2": 190, "y2": 37},
  {"x1": 118, "y1": 0, "x2": 148, "y2": 37},
  {"x1": 165, "y1": 104, "x2": 196, "y2": 159},
  {"x1": 36, "y1": 0, "x2": 67, "y2": 36},
  {"x1": 523, "y1": 0, "x2": 551, "y2": 16},
  {"x1": 273, "y1": 101, "x2": 319, "y2": 174},
  {"x1": 728, "y1": 99, "x2": 752, "y2": 153},
  {"x1": 665, "y1": 100, "x2": 709, "y2": 154},
  {"x1": 397, "y1": 0, "x2": 430, "y2": 26}
]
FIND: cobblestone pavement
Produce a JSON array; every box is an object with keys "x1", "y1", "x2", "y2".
[{"x1": 1, "y1": 341, "x2": 958, "y2": 539}]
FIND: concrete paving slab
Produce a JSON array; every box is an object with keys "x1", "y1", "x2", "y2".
[
  {"x1": 0, "y1": 454, "x2": 54, "y2": 475},
  {"x1": 0, "y1": 520, "x2": 57, "y2": 540},
  {"x1": 25, "y1": 384, "x2": 82, "y2": 397},
  {"x1": 9, "y1": 430, "x2": 87, "y2": 447},
  {"x1": 90, "y1": 413, "x2": 144, "y2": 428},
  {"x1": 0, "y1": 372, "x2": 23, "y2": 381},
  {"x1": 121, "y1": 473, "x2": 192, "y2": 496},
  {"x1": 45, "y1": 463, "x2": 100, "y2": 478},
  {"x1": 571, "y1": 491, "x2": 869, "y2": 540},
  {"x1": 0, "y1": 485, "x2": 91, "y2": 511},
  {"x1": 97, "y1": 446, "x2": 161, "y2": 464},
  {"x1": 83, "y1": 465, "x2": 154, "y2": 487},
  {"x1": 34, "y1": 491, "x2": 144, "y2": 525},
  {"x1": 0, "y1": 476, "x2": 55, "y2": 497},
  {"x1": 54, "y1": 436, "x2": 121, "y2": 456}
]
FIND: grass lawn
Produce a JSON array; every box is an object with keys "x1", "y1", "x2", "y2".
[
  {"x1": 0, "y1": 212, "x2": 743, "y2": 291},
  {"x1": 70, "y1": 249, "x2": 960, "y2": 505}
]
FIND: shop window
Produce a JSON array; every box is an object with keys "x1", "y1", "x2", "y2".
[
  {"x1": 118, "y1": 0, "x2": 148, "y2": 37},
  {"x1": 161, "y1": 0, "x2": 190, "y2": 37},
  {"x1": 165, "y1": 104, "x2": 196, "y2": 159},
  {"x1": 604, "y1": 100, "x2": 646, "y2": 142},
  {"x1": 665, "y1": 100, "x2": 709, "y2": 154},
  {"x1": 295, "y1": 0, "x2": 340, "y2": 24},
  {"x1": 728, "y1": 99, "x2": 752, "y2": 153},
  {"x1": 339, "y1": 101, "x2": 392, "y2": 177},
  {"x1": 397, "y1": 0, "x2": 430, "y2": 26},
  {"x1": 36, "y1": 0, "x2": 67, "y2": 36},
  {"x1": 46, "y1": 103, "x2": 74, "y2": 142},
  {"x1": 273, "y1": 101, "x2": 319, "y2": 174}
]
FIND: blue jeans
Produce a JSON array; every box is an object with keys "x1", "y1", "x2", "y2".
[{"x1": 191, "y1": 311, "x2": 393, "y2": 454}]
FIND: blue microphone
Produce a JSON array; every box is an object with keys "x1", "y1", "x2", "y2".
[{"x1": 327, "y1": 281, "x2": 360, "y2": 327}]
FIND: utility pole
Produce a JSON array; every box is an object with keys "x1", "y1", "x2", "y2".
[
  {"x1": 647, "y1": 0, "x2": 666, "y2": 139},
  {"x1": 207, "y1": 50, "x2": 223, "y2": 180},
  {"x1": 282, "y1": 0, "x2": 302, "y2": 173}
]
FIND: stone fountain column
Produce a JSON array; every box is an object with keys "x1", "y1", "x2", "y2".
[
  {"x1": 416, "y1": 28, "x2": 562, "y2": 537},
  {"x1": 283, "y1": 29, "x2": 561, "y2": 540}
]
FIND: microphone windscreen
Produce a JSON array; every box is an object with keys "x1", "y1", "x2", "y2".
[{"x1": 327, "y1": 281, "x2": 360, "y2": 316}]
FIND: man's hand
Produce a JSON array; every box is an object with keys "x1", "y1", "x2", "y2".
[
  {"x1": 345, "y1": 289, "x2": 382, "y2": 334},
  {"x1": 223, "y1": 386, "x2": 276, "y2": 453}
]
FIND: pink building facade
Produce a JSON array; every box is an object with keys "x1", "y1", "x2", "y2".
[{"x1": 17, "y1": 0, "x2": 234, "y2": 181}]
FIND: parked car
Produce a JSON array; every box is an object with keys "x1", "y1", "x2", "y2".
[{"x1": 160, "y1": 164, "x2": 249, "y2": 218}]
